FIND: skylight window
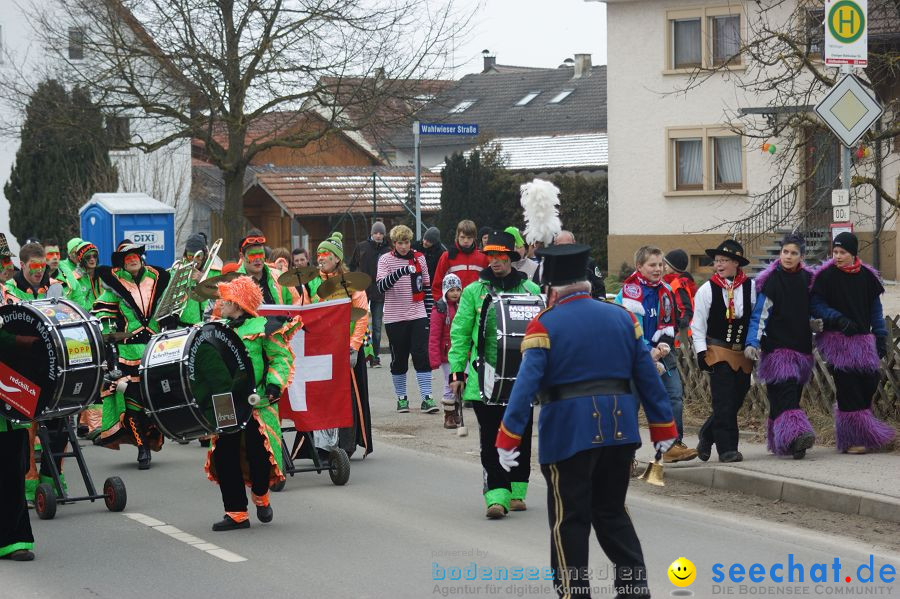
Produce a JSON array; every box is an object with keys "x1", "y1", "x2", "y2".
[
  {"x1": 549, "y1": 89, "x2": 574, "y2": 104},
  {"x1": 449, "y1": 100, "x2": 476, "y2": 114},
  {"x1": 516, "y1": 92, "x2": 541, "y2": 106}
]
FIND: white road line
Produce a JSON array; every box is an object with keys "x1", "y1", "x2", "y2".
[{"x1": 124, "y1": 513, "x2": 248, "y2": 563}]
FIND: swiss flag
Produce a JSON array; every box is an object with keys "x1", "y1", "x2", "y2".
[{"x1": 260, "y1": 299, "x2": 352, "y2": 431}]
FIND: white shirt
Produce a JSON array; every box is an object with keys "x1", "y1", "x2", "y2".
[{"x1": 690, "y1": 279, "x2": 757, "y2": 353}]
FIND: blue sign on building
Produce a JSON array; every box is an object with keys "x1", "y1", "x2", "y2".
[{"x1": 418, "y1": 123, "x2": 479, "y2": 136}]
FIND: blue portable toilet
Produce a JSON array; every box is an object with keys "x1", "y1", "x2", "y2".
[{"x1": 79, "y1": 193, "x2": 176, "y2": 267}]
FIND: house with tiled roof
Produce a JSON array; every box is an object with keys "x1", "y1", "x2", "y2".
[{"x1": 384, "y1": 53, "x2": 608, "y2": 175}]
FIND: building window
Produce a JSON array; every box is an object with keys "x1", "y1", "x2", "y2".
[
  {"x1": 516, "y1": 92, "x2": 540, "y2": 106},
  {"x1": 448, "y1": 100, "x2": 476, "y2": 114},
  {"x1": 548, "y1": 89, "x2": 574, "y2": 104},
  {"x1": 666, "y1": 7, "x2": 743, "y2": 71},
  {"x1": 68, "y1": 27, "x2": 85, "y2": 60},
  {"x1": 106, "y1": 116, "x2": 131, "y2": 148},
  {"x1": 667, "y1": 126, "x2": 746, "y2": 194}
]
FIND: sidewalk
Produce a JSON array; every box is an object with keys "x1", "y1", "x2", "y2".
[{"x1": 635, "y1": 427, "x2": 900, "y2": 523}]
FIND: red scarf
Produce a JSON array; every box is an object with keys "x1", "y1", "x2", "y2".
[
  {"x1": 621, "y1": 271, "x2": 675, "y2": 339},
  {"x1": 709, "y1": 269, "x2": 748, "y2": 322},
  {"x1": 407, "y1": 252, "x2": 425, "y2": 302},
  {"x1": 837, "y1": 257, "x2": 862, "y2": 274}
]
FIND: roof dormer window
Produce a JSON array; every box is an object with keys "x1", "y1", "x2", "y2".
[
  {"x1": 449, "y1": 100, "x2": 476, "y2": 114},
  {"x1": 516, "y1": 92, "x2": 541, "y2": 106}
]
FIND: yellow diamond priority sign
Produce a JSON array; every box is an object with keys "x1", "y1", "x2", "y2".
[{"x1": 814, "y1": 74, "x2": 883, "y2": 148}]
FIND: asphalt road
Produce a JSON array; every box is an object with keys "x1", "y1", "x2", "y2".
[{"x1": 3, "y1": 429, "x2": 898, "y2": 599}]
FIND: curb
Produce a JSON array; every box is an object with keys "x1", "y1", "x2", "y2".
[{"x1": 639, "y1": 461, "x2": 900, "y2": 524}]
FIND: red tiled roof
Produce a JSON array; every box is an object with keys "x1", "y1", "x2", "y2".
[{"x1": 248, "y1": 166, "x2": 441, "y2": 217}]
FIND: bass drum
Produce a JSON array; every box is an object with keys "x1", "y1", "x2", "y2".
[
  {"x1": 0, "y1": 299, "x2": 105, "y2": 422},
  {"x1": 140, "y1": 322, "x2": 255, "y2": 441},
  {"x1": 477, "y1": 293, "x2": 546, "y2": 405}
]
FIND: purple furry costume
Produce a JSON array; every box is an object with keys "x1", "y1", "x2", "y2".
[
  {"x1": 753, "y1": 260, "x2": 816, "y2": 455},
  {"x1": 811, "y1": 259, "x2": 896, "y2": 452}
]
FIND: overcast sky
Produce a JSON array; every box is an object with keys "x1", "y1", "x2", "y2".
[{"x1": 450, "y1": 0, "x2": 607, "y2": 76}]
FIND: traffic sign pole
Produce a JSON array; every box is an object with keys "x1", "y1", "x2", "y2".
[{"x1": 413, "y1": 120, "x2": 421, "y2": 239}]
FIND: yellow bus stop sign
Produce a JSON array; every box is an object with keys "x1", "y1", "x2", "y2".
[{"x1": 828, "y1": 0, "x2": 865, "y2": 44}]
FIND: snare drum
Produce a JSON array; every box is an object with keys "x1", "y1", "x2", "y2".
[
  {"x1": 0, "y1": 299, "x2": 105, "y2": 422},
  {"x1": 477, "y1": 293, "x2": 546, "y2": 404},
  {"x1": 140, "y1": 322, "x2": 255, "y2": 440}
]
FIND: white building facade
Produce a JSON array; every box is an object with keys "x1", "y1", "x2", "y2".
[
  {"x1": 0, "y1": 0, "x2": 192, "y2": 258},
  {"x1": 603, "y1": 0, "x2": 898, "y2": 279}
]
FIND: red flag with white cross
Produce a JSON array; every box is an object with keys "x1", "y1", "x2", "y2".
[{"x1": 258, "y1": 298, "x2": 352, "y2": 430}]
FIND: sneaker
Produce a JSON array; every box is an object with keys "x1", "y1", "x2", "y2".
[
  {"x1": 443, "y1": 410, "x2": 458, "y2": 429},
  {"x1": 509, "y1": 499, "x2": 526, "y2": 512},
  {"x1": 663, "y1": 441, "x2": 699, "y2": 463},
  {"x1": 485, "y1": 504, "x2": 506, "y2": 519},
  {"x1": 421, "y1": 396, "x2": 439, "y2": 413},
  {"x1": 372, "y1": 357, "x2": 382, "y2": 368},
  {"x1": 396, "y1": 397, "x2": 410, "y2": 413}
]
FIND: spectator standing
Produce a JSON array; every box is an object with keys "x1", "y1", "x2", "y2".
[
  {"x1": 350, "y1": 221, "x2": 391, "y2": 367},
  {"x1": 413, "y1": 226, "x2": 446, "y2": 284},
  {"x1": 429, "y1": 274, "x2": 462, "y2": 429},
  {"x1": 292, "y1": 248, "x2": 310, "y2": 268},
  {"x1": 431, "y1": 219, "x2": 488, "y2": 301},
  {"x1": 539, "y1": 230, "x2": 606, "y2": 299},
  {"x1": 376, "y1": 225, "x2": 437, "y2": 413},
  {"x1": 662, "y1": 249, "x2": 697, "y2": 330}
]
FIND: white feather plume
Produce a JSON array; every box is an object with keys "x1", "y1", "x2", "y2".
[{"x1": 520, "y1": 178, "x2": 562, "y2": 245}]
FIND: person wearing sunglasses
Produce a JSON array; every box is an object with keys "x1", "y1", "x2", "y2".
[
  {"x1": 92, "y1": 242, "x2": 171, "y2": 469},
  {"x1": 3, "y1": 242, "x2": 66, "y2": 303},
  {"x1": 235, "y1": 229, "x2": 300, "y2": 334}
]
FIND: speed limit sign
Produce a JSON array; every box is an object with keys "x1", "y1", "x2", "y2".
[{"x1": 833, "y1": 206, "x2": 851, "y2": 221}]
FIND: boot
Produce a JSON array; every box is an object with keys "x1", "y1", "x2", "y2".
[
  {"x1": 443, "y1": 410, "x2": 458, "y2": 429},
  {"x1": 137, "y1": 446, "x2": 151, "y2": 470},
  {"x1": 663, "y1": 441, "x2": 699, "y2": 463}
]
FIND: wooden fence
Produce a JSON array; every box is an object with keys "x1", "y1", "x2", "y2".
[{"x1": 675, "y1": 315, "x2": 900, "y2": 444}]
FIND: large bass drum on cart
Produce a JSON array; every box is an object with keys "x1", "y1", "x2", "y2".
[
  {"x1": 476, "y1": 292, "x2": 545, "y2": 405},
  {"x1": 0, "y1": 299, "x2": 105, "y2": 422},
  {"x1": 139, "y1": 322, "x2": 255, "y2": 441}
]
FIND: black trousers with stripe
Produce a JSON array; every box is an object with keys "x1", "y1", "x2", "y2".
[
  {"x1": 540, "y1": 444, "x2": 649, "y2": 599},
  {"x1": 0, "y1": 428, "x2": 34, "y2": 554}
]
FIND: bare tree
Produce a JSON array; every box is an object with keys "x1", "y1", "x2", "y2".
[
  {"x1": 10, "y1": 0, "x2": 470, "y2": 257},
  {"x1": 664, "y1": 0, "x2": 898, "y2": 258}
]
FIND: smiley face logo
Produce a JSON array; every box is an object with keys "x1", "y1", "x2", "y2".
[{"x1": 668, "y1": 557, "x2": 696, "y2": 587}]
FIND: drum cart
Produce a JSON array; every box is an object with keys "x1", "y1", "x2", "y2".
[
  {"x1": 270, "y1": 425, "x2": 350, "y2": 491},
  {"x1": 33, "y1": 415, "x2": 127, "y2": 520}
]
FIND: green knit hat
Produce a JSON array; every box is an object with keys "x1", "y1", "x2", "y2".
[
  {"x1": 504, "y1": 226, "x2": 525, "y2": 249},
  {"x1": 67, "y1": 237, "x2": 84, "y2": 255},
  {"x1": 317, "y1": 232, "x2": 344, "y2": 261}
]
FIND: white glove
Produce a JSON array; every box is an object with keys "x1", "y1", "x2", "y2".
[
  {"x1": 654, "y1": 439, "x2": 675, "y2": 454},
  {"x1": 744, "y1": 345, "x2": 760, "y2": 361},
  {"x1": 809, "y1": 318, "x2": 824, "y2": 333},
  {"x1": 406, "y1": 265, "x2": 417, "y2": 275},
  {"x1": 497, "y1": 447, "x2": 520, "y2": 472},
  {"x1": 349, "y1": 348, "x2": 358, "y2": 368}
]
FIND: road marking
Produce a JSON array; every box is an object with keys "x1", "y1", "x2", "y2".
[{"x1": 124, "y1": 513, "x2": 248, "y2": 562}]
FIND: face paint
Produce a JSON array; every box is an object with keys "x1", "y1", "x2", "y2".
[
  {"x1": 27, "y1": 260, "x2": 46, "y2": 274},
  {"x1": 245, "y1": 248, "x2": 265, "y2": 261},
  {"x1": 123, "y1": 254, "x2": 142, "y2": 268},
  {"x1": 45, "y1": 250, "x2": 60, "y2": 260},
  {"x1": 0, "y1": 256, "x2": 12, "y2": 270},
  {"x1": 486, "y1": 252, "x2": 510, "y2": 262}
]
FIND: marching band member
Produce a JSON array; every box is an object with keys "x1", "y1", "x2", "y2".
[
  {"x1": 307, "y1": 232, "x2": 373, "y2": 457},
  {"x1": 691, "y1": 240, "x2": 756, "y2": 463},
  {"x1": 57, "y1": 237, "x2": 83, "y2": 288},
  {"x1": 43, "y1": 239, "x2": 62, "y2": 280},
  {"x1": 205, "y1": 276, "x2": 297, "y2": 531},
  {"x1": 448, "y1": 230, "x2": 540, "y2": 519},
  {"x1": 4, "y1": 242, "x2": 70, "y2": 501},
  {"x1": 811, "y1": 232, "x2": 895, "y2": 454},
  {"x1": 235, "y1": 229, "x2": 301, "y2": 333},
  {"x1": 92, "y1": 242, "x2": 170, "y2": 469},
  {"x1": 496, "y1": 244, "x2": 676, "y2": 599},
  {"x1": 179, "y1": 232, "x2": 220, "y2": 326},
  {"x1": 0, "y1": 233, "x2": 12, "y2": 303},
  {"x1": 745, "y1": 233, "x2": 819, "y2": 459}
]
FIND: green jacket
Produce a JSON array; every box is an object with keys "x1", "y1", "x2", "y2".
[
  {"x1": 91, "y1": 266, "x2": 171, "y2": 362},
  {"x1": 3, "y1": 270, "x2": 65, "y2": 303},
  {"x1": 236, "y1": 263, "x2": 294, "y2": 304},
  {"x1": 448, "y1": 269, "x2": 541, "y2": 402},
  {"x1": 66, "y1": 268, "x2": 102, "y2": 312},
  {"x1": 180, "y1": 267, "x2": 221, "y2": 325}
]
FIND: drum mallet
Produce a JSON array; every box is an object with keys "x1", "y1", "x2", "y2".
[{"x1": 456, "y1": 390, "x2": 467, "y2": 437}]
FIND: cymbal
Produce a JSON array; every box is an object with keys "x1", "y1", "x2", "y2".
[
  {"x1": 191, "y1": 272, "x2": 241, "y2": 301},
  {"x1": 277, "y1": 266, "x2": 319, "y2": 287},
  {"x1": 350, "y1": 307, "x2": 367, "y2": 321},
  {"x1": 315, "y1": 272, "x2": 371, "y2": 299}
]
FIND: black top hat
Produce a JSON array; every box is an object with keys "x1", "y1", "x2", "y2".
[
  {"x1": 705, "y1": 239, "x2": 749, "y2": 267},
  {"x1": 536, "y1": 243, "x2": 590, "y2": 287},
  {"x1": 483, "y1": 230, "x2": 521, "y2": 261},
  {"x1": 0, "y1": 233, "x2": 10, "y2": 258},
  {"x1": 112, "y1": 243, "x2": 145, "y2": 268}
]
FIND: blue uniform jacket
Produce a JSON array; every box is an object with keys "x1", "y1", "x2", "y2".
[{"x1": 496, "y1": 292, "x2": 677, "y2": 464}]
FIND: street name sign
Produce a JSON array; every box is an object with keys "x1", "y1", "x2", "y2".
[
  {"x1": 814, "y1": 74, "x2": 882, "y2": 147},
  {"x1": 825, "y1": 0, "x2": 867, "y2": 66},
  {"x1": 418, "y1": 123, "x2": 479, "y2": 136}
]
